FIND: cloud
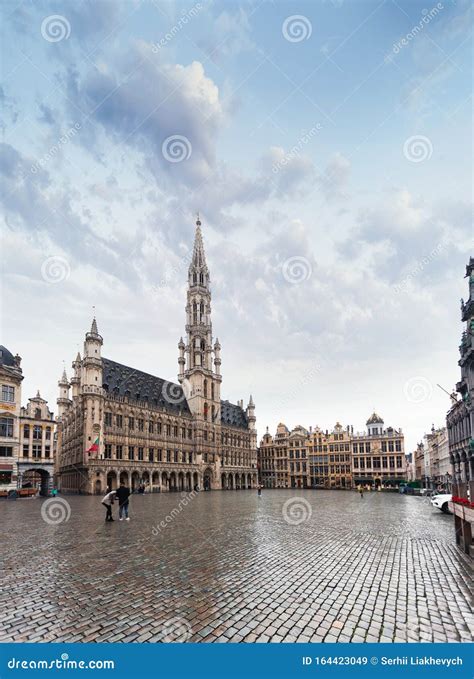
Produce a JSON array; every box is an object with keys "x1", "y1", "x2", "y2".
[{"x1": 66, "y1": 45, "x2": 224, "y2": 188}]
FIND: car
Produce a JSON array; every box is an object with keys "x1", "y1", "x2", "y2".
[{"x1": 430, "y1": 494, "x2": 452, "y2": 514}]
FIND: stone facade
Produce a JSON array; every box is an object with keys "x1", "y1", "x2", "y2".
[
  {"x1": 259, "y1": 414, "x2": 406, "y2": 490},
  {"x1": 18, "y1": 391, "x2": 55, "y2": 495},
  {"x1": 447, "y1": 257, "x2": 474, "y2": 493},
  {"x1": 0, "y1": 347, "x2": 23, "y2": 492},
  {"x1": 57, "y1": 220, "x2": 258, "y2": 494}
]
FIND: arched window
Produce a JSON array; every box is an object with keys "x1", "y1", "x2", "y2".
[
  {"x1": 199, "y1": 272, "x2": 204, "y2": 284},
  {"x1": 203, "y1": 402, "x2": 208, "y2": 421},
  {"x1": 211, "y1": 383, "x2": 215, "y2": 400},
  {"x1": 193, "y1": 302, "x2": 197, "y2": 324},
  {"x1": 200, "y1": 339, "x2": 205, "y2": 352},
  {"x1": 211, "y1": 405, "x2": 215, "y2": 422},
  {"x1": 203, "y1": 379, "x2": 208, "y2": 398},
  {"x1": 193, "y1": 272, "x2": 197, "y2": 284}
]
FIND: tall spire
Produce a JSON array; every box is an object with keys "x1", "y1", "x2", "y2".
[{"x1": 190, "y1": 214, "x2": 207, "y2": 271}]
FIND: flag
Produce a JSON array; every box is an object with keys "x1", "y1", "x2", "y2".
[{"x1": 87, "y1": 436, "x2": 99, "y2": 455}]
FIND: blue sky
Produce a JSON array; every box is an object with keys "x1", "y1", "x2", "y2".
[{"x1": 1, "y1": 0, "x2": 472, "y2": 450}]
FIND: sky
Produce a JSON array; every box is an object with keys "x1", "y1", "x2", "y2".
[{"x1": 1, "y1": 0, "x2": 472, "y2": 452}]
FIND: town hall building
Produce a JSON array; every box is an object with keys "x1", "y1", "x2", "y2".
[{"x1": 57, "y1": 218, "x2": 258, "y2": 494}]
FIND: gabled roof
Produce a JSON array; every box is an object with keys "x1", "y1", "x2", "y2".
[
  {"x1": 366, "y1": 412, "x2": 384, "y2": 425},
  {"x1": 102, "y1": 358, "x2": 191, "y2": 415}
]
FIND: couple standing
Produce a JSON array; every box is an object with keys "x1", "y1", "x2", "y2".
[{"x1": 102, "y1": 481, "x2": 131, "y2": 521}]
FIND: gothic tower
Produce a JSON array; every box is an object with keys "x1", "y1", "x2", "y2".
[
  {"x1": 178, "y1": 217, "x2": 222, "y2": 473},
  {"x1": 82, "y1": 317, "x2": 104, "y2": 462}
]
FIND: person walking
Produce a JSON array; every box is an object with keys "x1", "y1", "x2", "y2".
[
  {"x1": 359, "y1": 486, "x2": 364, "y2": 499},
  {"x1": 116, "y1": 481, "x2": 131, "y2": 521},
  {"x1": 257, "y1": 484, "x2": 262, "y2": 496},
  {"x1": 101, "y1": 489, "x2": 116, "y2": 521}
]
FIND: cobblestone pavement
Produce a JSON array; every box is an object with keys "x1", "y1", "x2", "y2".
[{"x1": 1, "y1": 490, "x2": 473, "y2": 643}]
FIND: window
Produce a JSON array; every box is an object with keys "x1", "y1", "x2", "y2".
[
  {"x1": 23, "y1": 444, "x2": 29, "y2": 457},
  {"x1": 128, "y1": 417, "x2": 135, "y2": 431},
  {"x1": 0, "y1": 446, "x2": 13, "y2": 457},
  {"x1": 382, "y1": 441, "x2": 387, "y2": 452},
  {"x1": 188, "y1": 428, "x2": 192, "y2": 439},
  {"x1": 105, "y1": 412, "x2": 112, "y2": 426},
  {"x1": 1, "y1": 385, "x2": 15, "y2": 402},
  {"x1": 373, "y1": 458, "x2": 381, "y2": 469},
  {"x1": 173, "y1": 425, "x2": 178, "y2": 437},
  {"x1": 32, "y1": 444, "x2": 41, "y2": 458},
  {"x1": 138, "y1": 447, "x2": 144, "y2": 461},
  {"x1": 149, "y1": 421, "x2": 154, "y2": 434},
  {"x1": 157, "y1": 449, "x2": 162, "y2": 462},
  {"x1": 44, "y1": 446, "x2": 50, "y2": 458},
  {"x1": 45, "y1": 427, "x2": 51, "y2": 440},
  {"x1": 166, "y1": 450, "x2": 171, "y2": 463},
  {"x1": 23, "y1": 424, "x2": 30, "y2": 438},
  {"x1": 204, "y1": 430, "x2": 208, "y2": 441},
  {"x1": 174, "y1": 450, "x2": 179, "y2": 463},
  {"x1": 396, "y1": 456, "x2": 403, "y2": 468},
  {"x1": 204, "y1": 379, "x2": 208, "y2": 398},
  {"x1": 0, "y1": 418, "x2": 14, "y2": 437},
  {"x1": 382, "y1": 456, "x2": 388, "y2": 468},
  {"x1": 138, "y1": 419, "x2": 144, "y2": 432},
  {"x1": 116, "y1": 445, "x2": 123, "y2": 460},
  {"x1": 353, "y1": 458, "x2": 359, "y2": 468},
  {"x1": 389, "y1": 441, "x2": 394, "y2": 452},
  {"x1": 166, "y1": 424, "x2": 171, "y2": 436},
  {"x1": 116, "y1": 415, "x2": 123, "y2": 428},
  {"x1": 128, "y1": 446, "x2": 135, "y2": 460},
  {"x1": 157, "y1": 421, "x2": 162, "y2": 434},
  {"x1": 395, "y1": 440, "x2": 402, "y2": 452},
  {"x1": 148, "y1": 448, "x2": 154, "y2": 462},
  {"x1": 104, "y1": 444, "x2": 112, "y2": 459},
  {"x1": 33, "y1": 425, "x2": 42, "y2": 440},
  {"x1": 365, "y1": 442, "x2": 371, "y2": 453}
]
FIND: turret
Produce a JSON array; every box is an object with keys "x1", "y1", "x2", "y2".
[
  {"x1": 70, "y1": 351, "x2": 82, "y2": 399},
  {"x1": 82, "y1": 317, "x2": 103, "y2": 390},
  {"x1": 178, "y1": 337, "x2": 185, "y2": 378},
  {"x1": 57, "y1": 368, "x2": 71, "y2": 418},
  {"x1": 247, "y1": 394, "x2": 256, "y2": 431}
]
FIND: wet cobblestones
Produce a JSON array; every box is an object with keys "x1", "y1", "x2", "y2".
[{"x1": 1, "y1": 490, "x2": 472, "y2": 643}]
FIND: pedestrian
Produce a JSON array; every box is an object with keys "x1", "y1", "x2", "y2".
[
  {"x1": 116, "y1": 481, "x2": 131, "y2": 521},
  {"x1": 359, "y1": 486, "x2": 364, "y2": 499},
  {"x1": 101, "y1": 489, "x2": 116, "y2": 521},
  {"x1": 257, "y1": 484, "x2": 262, "y2": 496}
]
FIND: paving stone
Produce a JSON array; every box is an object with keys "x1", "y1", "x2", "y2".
[{"x1": 1, "y1": 491, "x2": 472, "y2": 643}]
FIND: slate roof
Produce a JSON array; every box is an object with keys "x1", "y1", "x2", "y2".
[
  {"x1": 102, "y1": 358, "x2": 248, "y2": 428},
  {"x1": 366, "y1": 412, "x2": 384, "y2": 425},
  {"x1": 102, "y1": 358, "x2": 191, "y2": 416},
  {"x1": 0, "y1": 346, "x2": 15, "y2": 367},
  {"x1": 220, "y1": 400, "x2": 248, "y2": 430}
]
